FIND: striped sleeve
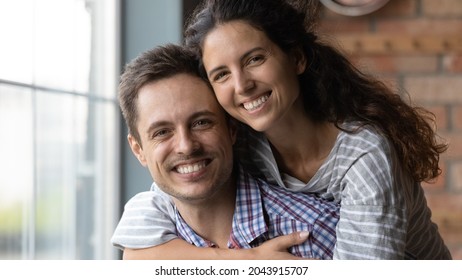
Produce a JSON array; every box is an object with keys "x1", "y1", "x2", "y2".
[
  {"x1": 334, "y1": 142, "x2": 408, "y2": 259},
  {"x1": 111, "y1": 189, "x2": 178, "y2": 250}
]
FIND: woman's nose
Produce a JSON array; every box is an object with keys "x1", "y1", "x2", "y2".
[{"x1": 234, "y1": 71, "x2": 255, "y2": 95}]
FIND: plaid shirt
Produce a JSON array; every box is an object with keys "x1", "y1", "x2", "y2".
[{"x1": 176, "y1": 167, "x2": 339, "y2": 259}]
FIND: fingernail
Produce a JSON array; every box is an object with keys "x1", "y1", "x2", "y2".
[{"x1": 299, "y1": 231, "x2": 309, "y2": 239}]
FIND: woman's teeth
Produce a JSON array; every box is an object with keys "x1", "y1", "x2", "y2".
[{"x1": 243, "y1": 94, "x2": 269, "y2": 111}]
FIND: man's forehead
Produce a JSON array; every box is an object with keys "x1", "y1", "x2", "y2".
[{"x1": 137, "y1": 73, "x2": 224, "y2": 120}]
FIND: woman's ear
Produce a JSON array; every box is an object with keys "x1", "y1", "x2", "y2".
[
  {"x1": 291, "y1": 47, "x2": 307, "y2": 74},
  {"x1": 128, "y1": 134, "x2": 147, "y2": 167}
]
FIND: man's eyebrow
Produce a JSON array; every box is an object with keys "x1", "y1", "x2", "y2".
[
  {"x1": 207, "y1": 47, "x2": 264, "y2": 78},
  {"x1": 189, "y1": 110, "x2": 217, "y2": 120},
  {"x1": 145, "y1": 120, "x2": 171, "y2": 136}
]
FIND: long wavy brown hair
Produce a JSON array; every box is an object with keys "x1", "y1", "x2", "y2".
[{"x1": 185, "y1": 0, "x2": 448, "y2": 182}]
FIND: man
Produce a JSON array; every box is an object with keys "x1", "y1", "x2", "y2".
[{"x1": 111, "y1": 44, "x2": 339, "y2": 259}]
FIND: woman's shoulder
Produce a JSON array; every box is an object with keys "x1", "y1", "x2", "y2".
[
  {"x1": 333, "y1": 123, "x2": 408, "y2": 205},
  {"x1": 330, "y1": 122, "x2": 398, "y2": 182},
  {"x1": 336, "y1": 122, "x2": 392, "y2": 157}
]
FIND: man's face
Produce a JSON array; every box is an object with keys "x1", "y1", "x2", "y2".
[{"x1": 129, "y1": 73, "x2": 236, "y2": 204}]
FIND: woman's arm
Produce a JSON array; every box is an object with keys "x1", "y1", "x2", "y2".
[
  {"x1": 334, "y1": 149, "x2": 407, "y2": 259},
  {"x1": 123, "y1": 232, "x2": 309, "y2": 260},
  {"x1": 111, "y1": 190, "x2": 178, "y2": 250},
  {"x1": 113, "y1": 187, "x2": 309, "y2": 259}
]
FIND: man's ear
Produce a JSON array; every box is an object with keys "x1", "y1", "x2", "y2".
[
  {"x1": 291, "y1": 47, "x2": 307, "y2": 75},
  {"x1": 128, "y1": 134, "x2": 147, "y2": 167}
]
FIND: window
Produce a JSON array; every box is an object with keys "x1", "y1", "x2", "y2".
[{"x1": 0, "y1": 0, "x2": 120, "y2": 259}]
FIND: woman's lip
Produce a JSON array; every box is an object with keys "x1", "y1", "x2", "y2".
[{"x1": 241, "y1": 92, "x2": 271, "y2": 111}]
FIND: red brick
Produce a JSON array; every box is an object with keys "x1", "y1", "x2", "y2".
[
  {"x1": 422, "y1": 105, "x2": 449, "y2": 131},
  {"x1": 318, "y1": 19, "x2": 371, "y2": 34},
  {"x1": 352, "y1": 55, "x2": 438, "y2": 74},
  {"x1": 424, "y1": 193, "x2": 462, "y2": 246},
  {"x1": 320, "y1": 5, "x2": 349, "y2": 19},
  {"x1": 450, "y1": 161, "x2": 462, "y2": 192},
  {"x1": 452, "y1": 105, "x2": 462, "y2": 131},
  {"x1": 422, "y1": 0, "x2": 462, "y2": 17},
  {"x1": 443, "y1": 55, "x2": 462, "y2": 73},
  {"x1": 425, "y1": 191, "x2": 462, "y2": 213},
  {"x1": 439, "y1": 132, "x2": 462, "y2": 159},
  {"x1": 376, "y1": 0, "x2": 418, "y2": 17},
  {"x1": 422, "y1": 161, "x2": 447, "y2": 191},
  {"x1": 449, "y1": 245, "x2": 462, "y2": 260},
  {"x1": 361, "y1": 73, "x2": 400, "y2": 92},
  {"x1": 318, "y1": 6, "x2": 462, "y2": 259},
  {"x1": 376, "y1": 19, "x2": 462, "y2": 35},
  {"x1": 404, "y1": 76, "x2": 462, "y2": 104}
]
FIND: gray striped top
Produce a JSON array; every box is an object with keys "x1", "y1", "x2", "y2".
[{"x1": 236, "y1": 122, "x2": 451, "y2": 259}]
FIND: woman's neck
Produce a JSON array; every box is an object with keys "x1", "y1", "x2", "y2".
[{"x1": 264, "y1": 106, "x2": 339, "y2": 183}]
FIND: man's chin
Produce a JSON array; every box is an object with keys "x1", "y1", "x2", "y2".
[
  {"x1": 162, "y1": 183, "x2": 215, "y2": 201},
  {"x1": 171, "y1": 192, "x2": 215, "y2": 206}
]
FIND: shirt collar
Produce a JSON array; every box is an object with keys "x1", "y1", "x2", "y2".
[
  {"x1": 175, "y1": 209, "x2": 216, "y2": 247},
  {"x1": 175, "y1": 166, "x2": 268, "y2": 248},
  {"x1": 229, "y1": 167, "x2": 268, "y2": 248}
]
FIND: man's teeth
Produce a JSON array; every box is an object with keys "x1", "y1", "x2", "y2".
[
  {"x1": 177, "y1": 162, "x2": 206, "y2": 174},
  {"x1": 243, "y1": 94, "x2": 269, "y2": 111}
]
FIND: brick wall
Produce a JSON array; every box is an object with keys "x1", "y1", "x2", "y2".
[{"x1": 318, "y1": 0, "x2": 462, "y2": 259}]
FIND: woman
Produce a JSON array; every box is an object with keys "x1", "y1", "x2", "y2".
[{"x1": 114, "y1": 0, "x2": 451, "y2": 259}]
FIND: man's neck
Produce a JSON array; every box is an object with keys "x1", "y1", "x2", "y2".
[{"x1": 173, "y1": 180, "x2": 237, "y2": 249}]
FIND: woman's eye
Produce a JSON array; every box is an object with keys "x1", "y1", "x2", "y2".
[
  {"x1": 248, "y1": 55, "x2": 264, "y2": 65},
  {"x1": 212, "y1": 72, "x2": 228, "y2": 82}
]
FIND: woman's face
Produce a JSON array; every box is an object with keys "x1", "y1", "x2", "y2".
[{"x1": 201, "y1": 20, "x2": 306, "y2": 132}]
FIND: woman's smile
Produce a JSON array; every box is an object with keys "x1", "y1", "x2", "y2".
[{"x1": 242, "y1": 92, "x2": 271, "y2": 112}]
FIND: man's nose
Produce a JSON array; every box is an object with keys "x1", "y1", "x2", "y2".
[{"x1": 174, "y1": 129, "x2": 199, "y2": 155}]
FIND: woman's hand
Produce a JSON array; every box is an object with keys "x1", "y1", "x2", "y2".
[{"x1": 247, "y1": 231, "x2": 310, "y2": 259}]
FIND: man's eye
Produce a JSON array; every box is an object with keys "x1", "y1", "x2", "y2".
[
  {"x1": 152, "y1": 129, "x2": 170, "y2": 139},
  {"x1": 193, "y1": 119, "x2": 212, "y2": 128}
]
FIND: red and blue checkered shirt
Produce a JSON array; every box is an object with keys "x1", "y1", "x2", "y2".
[{"x1": 175, "y1": 167, "x2": 339, "y2": 259}]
